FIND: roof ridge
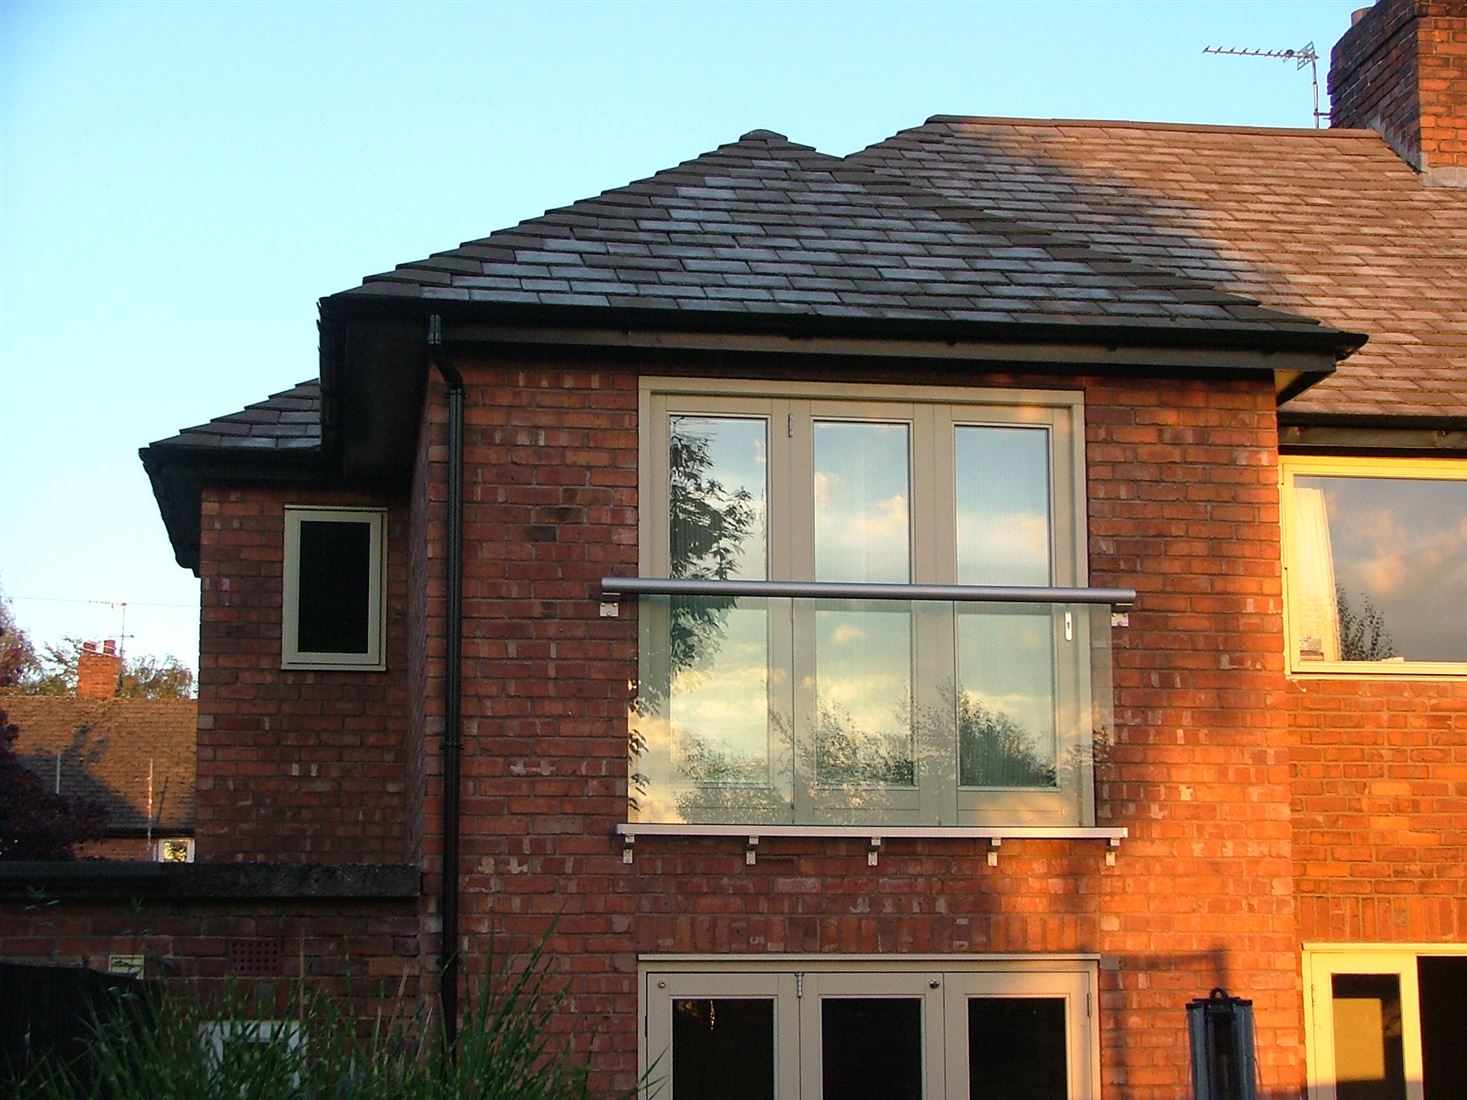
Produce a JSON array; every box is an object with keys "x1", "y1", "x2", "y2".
[
  {"x1": 440, "y1": 129, "x2": 838, "y2": 256},
  {"x1": 921, "y1": 114, "x2": 1388, "y2": 140}
]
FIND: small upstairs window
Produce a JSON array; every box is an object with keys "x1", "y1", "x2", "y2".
[
  {"x1": 282, "y1": 506, "x2": 386, "y2": 670},
  {"x1": 1283, "y1": 457, "x2": 1467, "y2": 676}
]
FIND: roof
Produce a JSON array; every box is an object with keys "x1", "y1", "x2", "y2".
[
  {"x1": 1, "y1": 695, "x2": 196, "y2": 833},
  {"x1": 149, "y1": 380, "x2": 322, "y2": 451},
  {"x1": 143, "y1": 115, "x2": 1466, "y2": 508},
  {"x1": 334, "y1": 128, "x2": 1347, "y2": 348},
  {"x1": 852, "y1": 117, "x2": 1467, "y2": 421}
]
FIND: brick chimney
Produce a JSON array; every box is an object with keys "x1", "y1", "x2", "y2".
[
  {"x1": 77, "y1": 639, "x2": 121, "y2": 699},
  {"x1": 1330, "y1": 0, "x2": 1467, "y2": 185}
]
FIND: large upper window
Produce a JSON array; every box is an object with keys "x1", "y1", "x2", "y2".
[
  {"x1": 632, "y1": 380, "x2": 1105, "y2": 829},
  {"x1": 1282, "y1": 457, "x2": 1467, "y2": 675},
  {"x1": 282, "y1": 506, "x2": 386, "y2": 670}
]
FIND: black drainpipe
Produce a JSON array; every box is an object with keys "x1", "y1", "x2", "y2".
[{"x1": 428, "y1": 314, "x2": 464, "y2": 1052}]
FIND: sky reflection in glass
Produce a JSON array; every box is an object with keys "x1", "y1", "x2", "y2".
[{"x1": 1298, "y1": 475, "x2": 1467, "y2": 662}]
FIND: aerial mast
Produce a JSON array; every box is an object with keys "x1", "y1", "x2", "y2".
[{"x1": 1203, "y1": 43, "x2": 1326, "y2": 128}]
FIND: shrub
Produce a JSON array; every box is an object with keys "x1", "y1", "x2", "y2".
[{"x1": 21, "y1": 943, "x2": 636, "y2": 1100}]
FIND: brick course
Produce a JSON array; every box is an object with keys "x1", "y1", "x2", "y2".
[
  {"x1": 196, "y1": 486, "x2": 411, "y2": 862},
  {"x1": 1290, "y1": 676, "x2": 1467, "y2": 943},
  {"x1": 1331, "y1": 0, "x2": 1467, "y2": 175}
]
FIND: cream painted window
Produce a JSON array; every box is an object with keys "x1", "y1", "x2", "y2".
[
  {"x1": 282, "y1": 507, "x2": 386, "y2": 670},
  {"x1": 1304, "y1": 947, "x2": 1467, "y2": 1100},
  {"x1": 1282, "y1": 457, "x2": 1467, "y2": 675},
  {"x1": 642, "y1": 959, "x2": 1097, "y2": 1100},
  {"x1": 632, "y1": 381, "x2": 1095, "y2": 829}
]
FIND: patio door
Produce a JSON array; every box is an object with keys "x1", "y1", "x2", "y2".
[
  {"x1": 643, "y1": 962, "x2": 1095, "y2": 1100},
  {"x1": 1305, "y1": 948, "x2": 1467, "y2": 1100}
]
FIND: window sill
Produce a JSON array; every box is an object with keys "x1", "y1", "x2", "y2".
[
  {"x1": 616, "y1": 823, "x2": 1126, "y2": 867},
  {"x1": 1289, "y1": 662, "x2": 1467, "y2": 680}
]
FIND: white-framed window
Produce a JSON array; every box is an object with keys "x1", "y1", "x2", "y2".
[
  {"x1": 1303, "y1": 946, "x2": 1467, "y2": 1100},
  {"x1": 1281, "y1": 457, "x2": 1467, "y2": 676},
  {"x1": 641, "y1": 957, "x2": 1098, "y2": 1100},
  {"x1": 632, "y1": 379, "x2": 1102, "y2": 829},
  {"x1": 282, "y1": 506, "x2": 386, "y2": 670},
  {"x1": 199, "y1": 1019, "x2": 304, "y2": 1086}
]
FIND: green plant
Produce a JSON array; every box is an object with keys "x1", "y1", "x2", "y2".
[{"x1": 21, "y1": 942, "x2": 640, "y2": 1100}]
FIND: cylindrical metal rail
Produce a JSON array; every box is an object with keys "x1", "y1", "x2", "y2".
[{"x1": 600, "y1": 576, "x2": 1136, "y2": 606}]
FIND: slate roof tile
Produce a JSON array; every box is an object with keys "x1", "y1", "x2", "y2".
[
  {"x1": 183, "y1": 117, "x2": 1465, "y2": 454},
  {"x1": 148, "y1": 381, "x2": 323, "y2": 451},
  {"x1": 852, "y1": 117, "x2": 1467, "y2": 418}
]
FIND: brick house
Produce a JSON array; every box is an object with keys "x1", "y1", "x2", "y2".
[
  {"x1": 2, "y1": 640, "x2": 197, "y2": 861},
  {"x1": 4, "y1": 0, "x2": 1465, "y2": 1096}
]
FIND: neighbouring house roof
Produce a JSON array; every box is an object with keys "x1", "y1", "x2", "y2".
[
  {"x1": 1, "y1": 695, "x2": 196, "y2": 834},
  {"x1": 850, "y1": 118, "x2": 1467, "y2": 423}
]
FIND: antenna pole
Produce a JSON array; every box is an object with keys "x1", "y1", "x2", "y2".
[{"x1": 1203, "y1": 43, "x2": 1326, "y2": 128}]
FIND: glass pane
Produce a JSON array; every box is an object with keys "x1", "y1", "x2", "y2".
[
  {"x1": 1331, "y1": 973, "x2": 1407, "y2": 1100},
  {"x1": 672, "y1": 603, "x2": 771, "y2": 784},
  {"x1": 1293, "y1": 475, "x2": 1467, "y2": 663},
  {"x1": 957, "y1": 607, "x2": 1058, "y2": 788},
  {"x1": 822, "y1": 998, "x2": 922, "y2": 1100},
  {"x1": 673, "y1": 998, "x2": 775, "y2": 1100},
  {"x1": 1418, "y1": 956, "x2": 1467, "y2": 1099},
  {"x1": 634, "y1": 596, "x2": 787, "y2": 825},
  {"x1": 967, "y1": 997, "x2": 1068, "y2": 1100},
  {"x1": 814, "y1": 421, "x2": 911, "y2": 583},
  {"x1": 297, "y1": 520, "x2": 371, "y2": 654},
  {"x1": 670, "y1": 416, "x2": 766, "y2": 581},
  {"x1": 813, "y1": 602, "x2": 913, "y2": 788},
  {"x1": 955, "y1": 426, "x2": 1051, "y2": 586}
]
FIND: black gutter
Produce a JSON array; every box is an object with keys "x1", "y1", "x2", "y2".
[
  {"x1": 321, "y1": 292, "x2": 1368, "y2": 361},
  {"x1": 427, "y1": 314, "x2": 465, "y2": 1053}
]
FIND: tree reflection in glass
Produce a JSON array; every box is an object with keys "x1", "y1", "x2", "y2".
[
  {"x1": 955, "y1": 426, "x2": 1056, "y2": 788},
  {"x1": 665, "y1": 418, "x2": 770, "y2": 790}
]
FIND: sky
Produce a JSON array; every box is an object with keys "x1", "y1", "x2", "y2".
[{"x1": 1, "y1": 0, "x2": 1365, "y2": 674}]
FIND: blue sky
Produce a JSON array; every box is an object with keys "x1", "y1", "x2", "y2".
[{"x1": 1, "y1": 0, "x2": 1363, "y2": 671}]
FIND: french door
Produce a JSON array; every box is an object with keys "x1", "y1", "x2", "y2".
[
  {"x1": 1305, "y1": 947, "x2": 1467, "y2": 1100},
  {"x1": 643, "y1": 961, "x2": 1096, "y2": 1100}
]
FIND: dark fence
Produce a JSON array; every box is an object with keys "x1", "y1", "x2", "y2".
[{"x1": 0, "y1": 961, "x2": 158, "y2": 1088}]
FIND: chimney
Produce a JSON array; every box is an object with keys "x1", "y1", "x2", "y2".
[
  {"x1": 1329, "y1": 0, "x2": 1467, "y2": 185},
  {"x1": 77, "y1": 639, "x2": 121, "y2": 699}
]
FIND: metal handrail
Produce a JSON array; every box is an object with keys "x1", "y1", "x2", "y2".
[{"x1": 600, "y1": 576, "x2": 1136, "y2": 606}]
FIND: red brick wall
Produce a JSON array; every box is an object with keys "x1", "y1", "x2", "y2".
[
  {"x1": 196, "y1": 485, "x2": 411, "y2": 862},
  {"x1": 1290, "y1": 676, "x2": 1467, "y2": 942},
  {"x1": 1088, "y1": 378, "x2": 1300, "y2": 1095},
  {"x1": 0, "y1": 894, "x2": 420, "y2": 1001},
  {"x1": 406, "y1": 358, "x2": 1300, "y2": 1098},
  {"x1": 1331, "y1": 0, "x2": 1467, "y2": 173}
]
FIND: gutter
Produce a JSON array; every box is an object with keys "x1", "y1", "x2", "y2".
[
  {"x1": 427, "y1": 314, "x2": 465, "y2": 1052},
  {"x1": 322, "y1": 291, "x2": 1368, "y2": 361}
]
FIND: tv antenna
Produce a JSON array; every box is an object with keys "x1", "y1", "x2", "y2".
[{"x1": 1203, "y1": 42, "x2": 1326, "y2": 128}]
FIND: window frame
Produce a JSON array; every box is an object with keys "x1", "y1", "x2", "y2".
[
  {"x1": 1302, "y1": 944, "x2": 1467, "y2": 1100},
  {"x1": 281, "y1": 506, "x2": 387, "y2": 671},
  {"x1": 1280, "y1": 455, "x2": 1467, "y2": 678},
  {"x1": 636, "y1": 378, "x2": 1092, "y2": 829}
]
